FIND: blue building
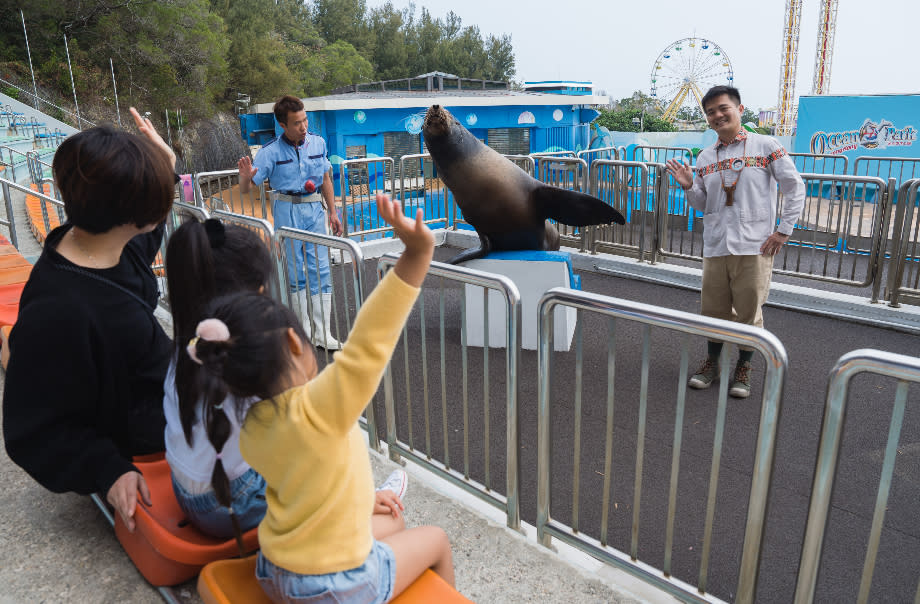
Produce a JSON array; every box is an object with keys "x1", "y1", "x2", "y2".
[{"x1": 239, "y1": 72, "x2": 608, "y2": 193}]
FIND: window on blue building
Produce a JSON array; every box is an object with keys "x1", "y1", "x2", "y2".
[
  {"x1": 487, "y1": 128, "x2": 531, "y2": 155},
  {"x1": 384, "y1": 132, "x2": 421, "y2": 177}
]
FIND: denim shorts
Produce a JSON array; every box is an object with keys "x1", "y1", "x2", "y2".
[
  {"x1": 256, "y1": 541, "x2": 396, "y2": 604},
  {"x1": 171, "y1": 468, "x2": 266, "y2": 539}
]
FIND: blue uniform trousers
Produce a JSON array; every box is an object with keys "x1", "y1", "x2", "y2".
[{"x1": 273, "y1": 199, "x2": 331, "y2": 295}]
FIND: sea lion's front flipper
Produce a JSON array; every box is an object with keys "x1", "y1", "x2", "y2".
[
  {"x1": 447, "y1": 234, "x2": 492, "y2": 265},
  {"x1": 533, "y1": 186, "x2": 626, "y2": 226}
]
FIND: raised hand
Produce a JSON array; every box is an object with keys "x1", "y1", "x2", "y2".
[
  {"x1": 376, "y1": 193, "x2": 434, "y2": 288},
  {"x1": 238, "y1": 156, "x2": 258, "y2": 182},
  {"x1": 129, "y1": 107, "x2": 176, "y2": 168},
  {"x1": 666, "y1": 158, "x2": 694, "y2": 189}
]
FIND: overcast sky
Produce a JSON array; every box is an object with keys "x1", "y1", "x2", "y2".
[{"x1": 366, "y1": 0, "x2": 920, "y2": 111}]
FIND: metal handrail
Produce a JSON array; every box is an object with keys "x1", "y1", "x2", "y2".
[
  {"x1": 537, "y1": 287, "x2": 787, "y2": 604},
  {"x1": 396, "y1": 153, "x2": 454, "y2": 229},
  {"x1": 794, "y1": 349, "x2": 920, "y2": 604},
  {"x1": 339, "y1": 157, "x2": 397, "y2": 239},
  {"x1": 886, "y1": 179, "x2": 920, "y2": 307},
  {"x1": 276, "y1": 226, "x2": 371, "y2": 443},
  {"x1": 0, "y1": 175, "x2": 65, "y2": 248},
  {"x1": 378, "y1": 253, "x2": 522, "y2": 531}
]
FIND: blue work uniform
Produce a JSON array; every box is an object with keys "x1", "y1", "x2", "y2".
[{"x1": 252, "y1": 133, "x2": 333, "y2": 295}]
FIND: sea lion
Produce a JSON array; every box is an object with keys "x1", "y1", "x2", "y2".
[{"x1": 422, "y1": 105, "x2": 625, "y2": 264}]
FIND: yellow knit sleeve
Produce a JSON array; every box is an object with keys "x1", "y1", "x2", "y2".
[{"x1": 303, "y1": 270, "x2": 420, "y2": 433}]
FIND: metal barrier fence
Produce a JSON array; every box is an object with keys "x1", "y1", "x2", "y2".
[
  {"x1": 587, "y1": 159, "x2": 655, "y2": 260},
  {"x1": 156, "y1": 202, "x2": 212, "y2": 310},
  {"x1": 794, "y1": 349, "x2": 920, "y2": 604},
  {"x1": 776, "y1": 174, "x2": 893, "y2": 301},
  {"x1": 505, "y1": 154, "x2": 536, "y2": 176},
  {"x1": 211, "y1": 209, "x2": 283, "y2": 307},
  {"x1": 276, "y1": 226, "x2": 373, "y2": 443},
  {"x1": 652, "y1": 161, "x2": 703, "y2": 261},
  {"x1": 194, "y1": 169, "x2": 269, "y2": 219},
  {"x1": 378, "y1": 254, "x2": 522, "y2": 531},
  {"x1": 887, "y1": 179, "x2": 920, "y2": 307},
  {"x1": 0, "y1": 145, "x2": 30, "y2": 183},
  {"x1": 536, "y1": 286, "x2": 787, "y2": 604},
  {"x1": 339, "y1": 157, "x2": 396, "y2": 239},
  {"x1": 630, "y1": 145, "x2": 694, "y2": 166},
  {"x1": 577, "y1": 146, "x2": 620, "y2": 165},
  {"x1": 396, "y1": 153, "x2": 453, "y2": 231},
  {"x1": 853, "y1": 156, "x2": 920, "y2": 186},
  {"x1": 26, "y1": 151, "x2": 54, "y2": 185},
  {"x1": 0, "y1": 176, "x2": 55, "y2": 248},
  {"x1": 534, "y1": 155, "x2": 589, "y2": 247},
  {"x1": 789, "y1": 152, "x2": 849, "y2": 175},
  {"x1": 531, "y1": 150, "x2": 577, "y2": 159}
]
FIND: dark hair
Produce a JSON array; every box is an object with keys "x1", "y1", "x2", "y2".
[
  {"x1": 165, "y1": 219, "x2": 276, "y2": 546},
  {"x1": 273, "y1": 95, "x2": 304, "y2": 125},
  {"x1": 53, "y1": 125, "x2": 175, "y2": 233},
  {"x1": 194, "y1": 292, "x2": 308, "y2": 403},
  {"x1": 166, "y1": 218, "x2": 275, "y2": 443},
  {"x1": 701, "y1": 86, "x2": 742, "y2": 112}
]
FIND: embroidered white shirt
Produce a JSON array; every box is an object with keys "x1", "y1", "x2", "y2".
[{"x1": 684, "y1": 131, "x2": 805, "y2": 257}]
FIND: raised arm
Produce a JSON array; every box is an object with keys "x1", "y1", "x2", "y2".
[{"x1": 305, "y1": 195, "x2": 433, "y2": 431}]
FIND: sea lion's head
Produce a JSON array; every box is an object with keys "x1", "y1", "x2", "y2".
[{"x1": 423, "y1": 105, "x2": 462, "y2": 143}]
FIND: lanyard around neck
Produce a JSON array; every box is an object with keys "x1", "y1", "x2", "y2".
[{"x1": 717, "y1": 137, "x2": 747, "y2": 206}]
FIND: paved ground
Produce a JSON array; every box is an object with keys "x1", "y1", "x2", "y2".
[{"x1": 355, "y1": 232, "x2": 920, "y2": 603}]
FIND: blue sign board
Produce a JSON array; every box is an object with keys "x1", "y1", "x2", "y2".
[{"x1": 795, "y1": 94, "x2": 919, "y2": 161}]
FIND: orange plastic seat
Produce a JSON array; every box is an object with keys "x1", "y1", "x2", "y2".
[
  {"x1": 197, "y1": 556, "x2": 270, "y2": 604},
  {"x1": 0, "y1": 265, "x2": 33, "y2": 286},
  {"x1": 197, "y1": 557, "x2": 474, "y2": 604},
  {"x1": 0, "y1": 254, "x2": 31, "y2": 269},
  {"x1": 114, "y1": 459, "x2": 259, "y2": 586},
  {"x1": 25, "y1": 182, "x2": 60, "y2": 244}
]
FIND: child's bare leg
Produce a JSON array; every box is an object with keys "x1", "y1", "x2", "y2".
[
  {"x1": 372, "y1": 510, "x2": 405, "y2": 540},
  {"x1": 383, "y1": 525, "x2": 454, "y2": 596}
]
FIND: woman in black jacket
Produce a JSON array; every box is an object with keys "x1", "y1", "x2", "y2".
[{"x1": 3, "y1": 108, "x2": 176, "y2": 532}]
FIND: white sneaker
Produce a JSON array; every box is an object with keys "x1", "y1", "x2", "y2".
[{"x1": 376, "y1": 469, "x2": 408, "y2": 499}]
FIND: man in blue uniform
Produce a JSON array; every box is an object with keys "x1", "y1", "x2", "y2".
[{"x1": 238, "y1": 95, "x2": 344, "y2": 349}]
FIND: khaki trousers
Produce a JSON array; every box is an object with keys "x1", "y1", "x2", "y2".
[{"x1": 701, "y1": 255, "x2": 774, "y2": 348}]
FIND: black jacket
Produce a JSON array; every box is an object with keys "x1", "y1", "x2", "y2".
[{"x1": 3, "y1": 223, "x2": 171, "y2": 496}]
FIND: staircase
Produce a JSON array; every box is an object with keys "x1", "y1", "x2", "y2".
[{"x1": 0, "y1": 91, "x2": 77, "y2": 259}]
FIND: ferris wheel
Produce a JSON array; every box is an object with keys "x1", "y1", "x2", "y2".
[{"x1": 650, "y1": 37, "x2": 734, "y2": 122}]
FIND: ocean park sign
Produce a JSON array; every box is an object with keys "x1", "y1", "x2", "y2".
[{"x1": 796, "y1": 94, "x2": 920, "y2": 161}]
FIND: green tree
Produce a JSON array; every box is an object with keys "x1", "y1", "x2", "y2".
[
  {"x1": 215, "y1": 0, "x2": 302, "y2": 102},
  {"x1": 484, "y1": 34, "x2": 515, "y2": 81},
  {"x1": 311, "y1": 0, "x2": 374, "y2": 57},
  {"x1": 312, "y1": 40, "x2": 374, "y2": 93},
  {"x1": 367, "y1": 2, "x2": 409, "y2": 80},
  {"x1": 741, "y1": 107, "x2": 759, "y2": 126},
  {"x1": 595, "y1": 107, "x2": 675, "y2": 133},
  {"x1": 405, "y1": 8, "x2": 442, "y2": 76},
  {"x1": 96, "y1": 0, "x2": 228, "y2": 114}
]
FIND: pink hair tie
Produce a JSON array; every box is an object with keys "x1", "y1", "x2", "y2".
[{"x1": 186, "y1": 318, "x2": 232, "y2": 365}]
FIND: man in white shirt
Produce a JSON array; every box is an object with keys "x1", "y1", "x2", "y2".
[{"x1": 666, "y1": 86, "x2": 805, "y2": 398}]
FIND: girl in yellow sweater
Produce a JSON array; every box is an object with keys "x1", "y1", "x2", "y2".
[{"x1": 188, "y1": 195, "x2": 454, "y2": 603}]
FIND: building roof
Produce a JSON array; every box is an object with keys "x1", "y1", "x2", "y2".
[{"x1": 251, "y1": 89, "x2": 608, "y2": 113}]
